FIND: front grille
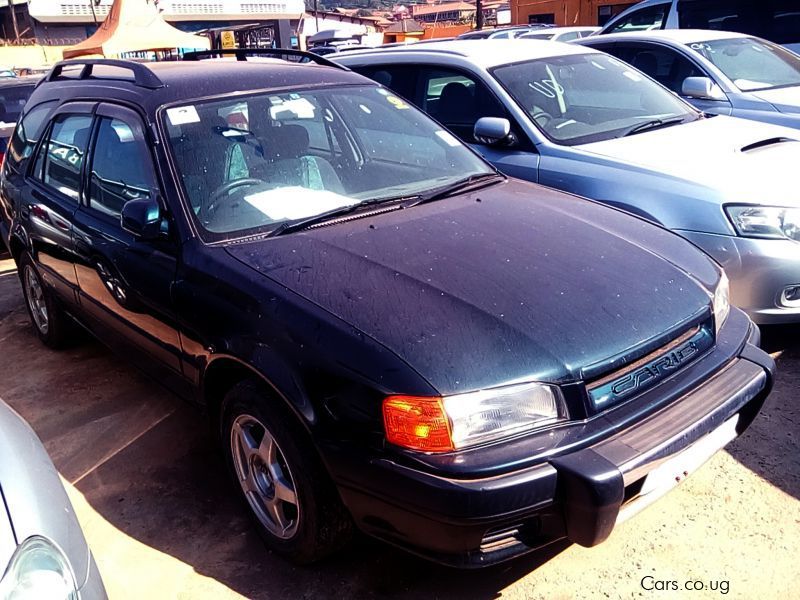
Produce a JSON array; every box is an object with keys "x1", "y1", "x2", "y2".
[{"x1": 586, "y1": 324, "x2": 714, "y2": 411}]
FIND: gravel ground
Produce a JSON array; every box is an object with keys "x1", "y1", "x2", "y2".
[{"x1": 0, "y1": 256, "x2": 797, "y2": 600}]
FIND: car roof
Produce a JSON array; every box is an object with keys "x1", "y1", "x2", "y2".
[
  {"x1": 588, "y1": 29, "x2": 747, "y2": 45},
  {"x1": 29, "y1": 59, "x2": 369, "y2": 111},
  {"x1": 0, "y1": 75, "x2": 41, "y2": 88},
  {"x1": 335, "y1": 39, "x2": 596, "y2": 69}
]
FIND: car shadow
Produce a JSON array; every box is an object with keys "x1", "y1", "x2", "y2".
[{"x1": 724, "y1": 323, "x2": 800, "y2": 502}]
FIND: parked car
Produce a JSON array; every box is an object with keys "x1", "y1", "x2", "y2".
[
  {"x1": 457, "y1": 25, "x2": 554, "y2": 40},
  {"x1": 336, "y1": 40, "x2": 800, "y2": 324},
  {"x1": 0, "y1": 76, "x2": 39, "y2": 160},
  {"x1": 597, "y1": 0, "x2": 800, "y2": 54},
  {"x1": 580, "y1": 30, "x2": 800, "y2": 128},
  {"x1": 519, "y1": 26, "x2": 600, "y2": 42},
  {"x1": 0, "y1": 53, "x2": 774, "y2": 567},
  {"x1": 0, "y1": 397, "x2": 105, "y2": 598},
  {"x1": 309, "y1": 44, "x2": 370, "y2": 56}
]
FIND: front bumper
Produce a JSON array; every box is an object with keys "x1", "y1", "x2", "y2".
[
  {"x1": 678, "y1": 230, "x2": 800, "y2": 324},
  {"x1": 329, "y1": 310, "x2": 774, "y2": 567}
]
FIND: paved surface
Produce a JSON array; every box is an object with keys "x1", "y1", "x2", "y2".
[{"x1": 0, "y1": 256, "x2": 798, "y2": 600}]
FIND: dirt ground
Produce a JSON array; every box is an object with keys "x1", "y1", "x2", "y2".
[{"x1": 0, "y1": 256, "x2": 798, "y2": 600}]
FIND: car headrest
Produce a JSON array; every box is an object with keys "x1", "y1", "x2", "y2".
[{"x1": 264, "y1": 124, "x2": 310, "y2": 160}]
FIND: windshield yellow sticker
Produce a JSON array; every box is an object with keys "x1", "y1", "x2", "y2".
[{"x1": 386, "y1": 95, "x2": 409, "y2": 110}]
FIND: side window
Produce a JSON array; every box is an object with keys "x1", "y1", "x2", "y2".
[
  {"x1": 614, "y1": 44, "x2": 704, "y2": 94},
  {"x1": 32, "y1": 113, "x2": 93, "y2": 201},
  {"x1": 419, "y1": 68, "x2": 507, "y2": 143},
  {"x1": 5, "y1": 100, "x2": 57, "y2": 173},
  {"x1": 88, "y1": 116, "x2": 157, "y2": 219},
  {"x1": 558, "y1": 31, "x2": 582, "y2": 42},
  {"x1": 607, "y1": 3, "x2": 669, "y2": 33}
]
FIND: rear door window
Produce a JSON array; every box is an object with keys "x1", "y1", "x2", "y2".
[{"x1": 32, "y1": 113, "x2": 93, "y2": 201}]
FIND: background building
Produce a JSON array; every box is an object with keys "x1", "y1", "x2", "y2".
[
  {"x1": 2, "y1": 0, "x2": 305, "y2": 46},
  {"x1": 511, "y1": 0, "x2": 637, "y2": 26}
]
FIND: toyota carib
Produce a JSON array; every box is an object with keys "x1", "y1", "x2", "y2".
[{"x1": 0, "y1": 54, "x2": 774, "y2": 567}]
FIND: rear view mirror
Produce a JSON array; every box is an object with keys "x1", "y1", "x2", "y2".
[
  {"x1": 682, "y1": 77, "x2": 727, "y2": 101},
  {"x1": 474, "y1": 117, "x2": 516, "y2": 146},
  {"x1": 121, "y1": 197, "x2": 162, "y2": 239}
]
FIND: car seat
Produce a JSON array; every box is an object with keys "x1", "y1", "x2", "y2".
[
  {"x1": 260, "y1": 124, "x2": 344, "y2": 194},
  {"x1": 632, "y1": 51, "x2": 660, "y2": 81},
  {"x1": 436, "y1": 82, "x2": 478, "y2": 141}
]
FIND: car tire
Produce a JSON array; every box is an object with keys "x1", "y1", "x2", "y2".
[
  {"x1": 18, "y1": 252, "x2": 71, "y2": 349},
  {"x1": 221, "y1": 379, "x2": 353, "y2": 564}
]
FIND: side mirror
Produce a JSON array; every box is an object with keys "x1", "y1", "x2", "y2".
[
  {"x1": 121, "y1": 197, "x2": 162, "y2": 240},
  {"x1": 474, "y1": 117, "x2": 516, "y2": 146},
  {"x1": 681, "y1": 76, "x2": 727, "y2": 101}
]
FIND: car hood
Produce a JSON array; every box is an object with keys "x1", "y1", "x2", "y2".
[
  {"x1": 226, "y1": 179, "x2": 717, "y2": 395},
  {"x1": 579, "y1": 115, "x2": 800, "y2": 208},
  {"x1": 749, "y1": 85, "x2": 800, "y2": 114}
]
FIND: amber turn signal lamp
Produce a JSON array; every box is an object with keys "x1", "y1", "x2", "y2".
[{"x1": 382, "y1": 395, "x2": 454, "y2": 452}]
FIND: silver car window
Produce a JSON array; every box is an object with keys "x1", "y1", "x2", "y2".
[{"x1": 688, "y1": 37, "x2": 800, "y2": 91}]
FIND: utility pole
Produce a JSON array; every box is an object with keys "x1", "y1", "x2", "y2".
[
  {"x1": 8, "y1": 0, "x2": 20, "y2": 44},
  {"x1": 475, "y1": 0, "x2": 483, "y2": 31},
  {"x1": 88, "y1": 0, "x2": 99, "y2": 27}
]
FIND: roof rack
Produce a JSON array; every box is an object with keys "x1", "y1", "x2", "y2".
[
  {"x1": 43, "y1": 59, "x2": 164, "y2": 89},
  {"x1": 182, "y1": 48, "x2": 348, "y2": 71}
]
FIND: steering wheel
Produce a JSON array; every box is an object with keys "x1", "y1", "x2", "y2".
[
  {"x1": 531, "y1": 110, "x2": 554, "y2": 127},
  {"x1": 203, "y1": 178, "x2": 266, "y2": 221}
]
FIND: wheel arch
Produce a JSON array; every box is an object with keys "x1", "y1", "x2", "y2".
[{"x1": 201, "y1": 355, "x2": 315, "y2": 442}]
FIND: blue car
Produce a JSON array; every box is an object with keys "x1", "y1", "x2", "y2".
[
  {"x1": 337, "y1": 40, "x2": 800, "y2": 324},
  {"x1": 580, "y1": 30, "x2": 800, "y2": 129}
]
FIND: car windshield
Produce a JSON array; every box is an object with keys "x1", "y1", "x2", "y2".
[
  {"x1": 163, "y1": 85, "x2": 493, "y2": 241},
  {"x1": 688, "y1": 37, "x2": 800, "y2": 91},
  {"x1": 492, "y1": 53, "x2": 697, "y2": 145}
]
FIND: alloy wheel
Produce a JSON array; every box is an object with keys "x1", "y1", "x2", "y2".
[
  {"x1": 23, "y1": 265, "x2": 49, "y2": 335},
  {"x1": 230, "y1": 413, "x2": 300, "y2": 539}
]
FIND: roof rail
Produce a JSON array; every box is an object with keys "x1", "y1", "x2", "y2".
[
  {"x1": 182, "y1": 48, "x2": 348, "y2": 71},
  {"x1": 44, "y1": 59, "x2": 164, "y2": 89}
]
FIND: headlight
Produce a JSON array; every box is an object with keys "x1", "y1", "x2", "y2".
[
  {"x1": 713, "y1": 271, "x2": 730, "y2": 336},
  {"x1": 0, "y1": 536, "x2": 78, "y2": 600},
  {"x1": 725, "y1": 205, "x2": 800, "y2": 241},
  {"x1": 383, "y1": 382, "x2": 567, "y2": 452}
]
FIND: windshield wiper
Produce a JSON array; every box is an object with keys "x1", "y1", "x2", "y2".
[
  {"x1": 406, "y1": 172, "x2": 505, "y2": 207},
  {"x1": 621, "y1": 116, "x2": 688, "y2": 138},
  {"x1": 266, "y1": 195, "x2": 418, "y2": 237},
  {"x1": 266, "y1": 173, "x2": 503, "y2": 237}
]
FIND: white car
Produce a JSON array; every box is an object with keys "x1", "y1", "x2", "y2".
[{"x1": 519, "y1": 26, "x2": 600, "y2": 43}]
